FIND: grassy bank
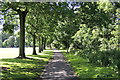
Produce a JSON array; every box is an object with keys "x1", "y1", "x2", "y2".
[
  {"x1": 1, "y1": 50, "x2": 54, "y2": 80},
  {"x1": 63, "y1": 52, "x2": 118, "y2": 79}
]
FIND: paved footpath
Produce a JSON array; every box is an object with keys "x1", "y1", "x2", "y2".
[{"x1": 40, "y1": 50, "x2": 79, "y2": 80}]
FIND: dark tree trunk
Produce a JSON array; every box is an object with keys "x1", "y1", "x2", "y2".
[
  {"x1": 38, "y1": 36, "x2": 41, "y2": 52},
  {"x1": 41, "y1": 37, "x2": 44, "y2": 51},
  {"x1": 38, "y1": 36, "x2": 43, "y2": 53},
  {"x1": 43, "y1": 37, "x2": 46, "y2": 49},
  {"x1": 117, "y1": 61, "x2": 120, "y2": 76},
  {"x1": 33, "y1": 33, "x2": 37, "y2": 55},
  {"x1": 67, "y1": 40, "x2": 70, "y2": 53},
  {"x1": 18, "y1": 11, "x2": 28, "y2": 58}
]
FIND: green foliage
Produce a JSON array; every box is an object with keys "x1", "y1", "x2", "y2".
[
  {"x1": 3, "y1": 39, "x2": 8, "y2": 47},
  {"x1": 1, "y1": 2, "x2": 120, "y2": 78},
  {"x1": 1, "y1": 6, "x2": 19, "y2": 33},
  {"x1": 97, "y1": 0, "x2": 114, "y2": 12},
  {"x1": 0, "y1": 31, "x2": 15, "y2": 47},
  {"x1": 65, "y1": 2, "x2": 120, "y2": 77},
  {"x1": 14, "y1": 34, "x2": 20, "y2": 47},
  {"x1": 7, "y1": 36, "x2": 15, "y2": 47},
  {"x1": 51, "y1": 40, "x2": 63, "y2": 49},
  {"x1": 52, "y1": 2, "x2": 79, "y2": 50},
  {"x1": 1, "y1": 32, "x2": 12, "y2": 42},
  {"x1": 64, "y1": 52, "x2": 118, "y2": 78}
]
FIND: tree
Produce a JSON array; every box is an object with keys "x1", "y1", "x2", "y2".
[
  {"x1": 50, "y1": 2, "x2": 79, "y2": 52},
  {"x1": 14, "y1": 33, "x2": 20, "y2": 47},
  {"x1": 11, "y1": 4, "x2": 28, "y2": 58},
  {"x1": 69, "y1": 1, "x2": 120, "y2": 77},
  {"x1": 1, "y1": 2, "x2": 30, "y2": 58},
  {"x1": 7, "y1": 36, "x2": 15, "y2": 47}
]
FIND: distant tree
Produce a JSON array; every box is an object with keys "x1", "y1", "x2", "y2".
[
  {"x1": 3, "y1": 40, "x2": 8, "y2": 47},
  {"x1": 7, "y1": 36, "x2": 15, "y2": 47},
  {"x1": 0, "y1": 32, "x2": 2, "y2": 47},
  {"x1": 14, "y1": 35, "x2": 20, "y2": 47}
]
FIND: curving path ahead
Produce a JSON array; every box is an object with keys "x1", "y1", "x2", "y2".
[{"x1": 40, "y1": 49, "x2": 79, "y2": 80}]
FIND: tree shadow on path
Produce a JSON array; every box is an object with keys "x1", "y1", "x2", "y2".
[{"x1": 40, "y1": 51, "x2": 80, "y2": 80}]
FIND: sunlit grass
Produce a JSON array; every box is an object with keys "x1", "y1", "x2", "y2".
[
  {"x1": 27, "y1": 51, "x2": 54, "y2": 61},
  {"x1": 63, "y1": 53, "x2": 118, "y2": 78},
  {"x1": 1, "y1": 50, "x2": 54, "y2": 80}
]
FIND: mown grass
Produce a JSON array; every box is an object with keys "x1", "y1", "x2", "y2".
[
  {"x1": 1, "y1": 50, "x2": 54, "y2": 80},
  {"x1": 63, "y1": 52, "x2": 118, "y2": 79},
  {"x1": 27, "y1": 51, "x2": 53, "y2": 61}
]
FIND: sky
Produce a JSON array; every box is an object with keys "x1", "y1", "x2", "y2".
[
  {"x1": 0, "y1": 14, "x2": 3, "y2": 30},
  {"x1": 0, "y1": 25, "x2": 3, "y2": 30},
  {"x1": 0, "y1": 25, "x2": 2, "y2": 32}
]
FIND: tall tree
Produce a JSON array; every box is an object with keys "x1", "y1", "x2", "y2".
[
  {"x1": 9, "y1": 3, "x2": 28, "y2": 58},
  {"x1": 1, "y1": 2, "x2": 30, "y2": 58}
]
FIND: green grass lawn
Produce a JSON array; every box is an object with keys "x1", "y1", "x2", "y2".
[
  {"x1": 1, "y1": 50, "x2": 54, "y2": 80},
  {"x1": 63, "y1": 52, "x2": 118, "y2": 79}
]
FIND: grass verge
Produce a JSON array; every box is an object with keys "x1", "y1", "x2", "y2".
[
  {"x1": 63, "y1": 52, "x2": 118, "y2": 79},
  {"x1": 1, "y1": 50, "x2": 54, "y2": 80}
]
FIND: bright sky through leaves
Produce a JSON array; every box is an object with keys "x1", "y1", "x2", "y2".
[{"x1": 0, "y1": 25, "x2": 3, "y2": 29}]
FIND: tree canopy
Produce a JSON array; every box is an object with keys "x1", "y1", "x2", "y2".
[{"x1": 0, "y1": 1, "x2": 120, "y2": 77}]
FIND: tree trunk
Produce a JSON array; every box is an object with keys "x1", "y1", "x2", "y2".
[
  {"x1": 38, "y1": 36, "x2": 43, "y2": 53},
  {"x1": 18, "y1": 11, "x2": 27, "y2": 58},
  {"x1": 43, "y1": 37, "x2": 46, "y2": 49},
  {"x1": 33, "y1": 33, "x2": 37, "y2": 55},
  {"x1": 41, "y1": 37, "x2": 44, "y2": 51},
  {"x1": 117, "y1": 61, "x2": 120, "y2": 76},
  {"x1": 67, "y1": 40, "x2": 69, "y2": 53},
  {"x1": 38, "y1": 36, "x2": 41, "y2": 52}
]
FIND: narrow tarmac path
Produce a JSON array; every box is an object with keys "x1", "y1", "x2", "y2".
[{"x1": 41, "y1": 49, "x2": 79, "y2": 80}]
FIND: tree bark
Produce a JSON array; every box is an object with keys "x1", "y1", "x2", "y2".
[
  {"x1": 67, "y1": 39, "x2": 69, "y2": 53},
  {"x1": 32, "y1": 33, "x2": 37, "y2": 55},
  {"x1": 38, "y1": 36, "x2": 43, "y2": 53},
  {"x1": 38, "y1": 36, "x2": 41, "y2": 52},
  {"x1": 18, "y1": 11, "x2": 28, "y2": 58},
  {"x1": 43, "y1": 37, "x2": 46, "y2": 49},
  {"x1": 41, "y1": 37, "x2": 44, "y2": 51},
  {"x1": 117, "y1": 61, "x2": 120, "y2": 76}
]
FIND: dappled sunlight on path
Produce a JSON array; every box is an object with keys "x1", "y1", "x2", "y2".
[{"x1": 41, "y1": 50, "x2": 79, "y2": 80}]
